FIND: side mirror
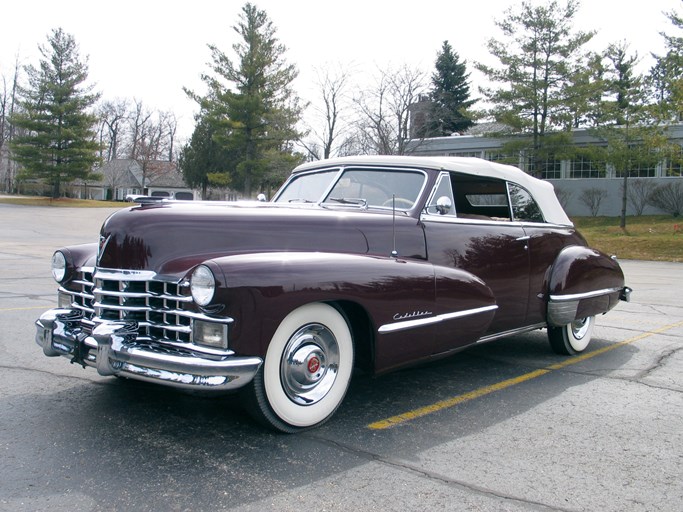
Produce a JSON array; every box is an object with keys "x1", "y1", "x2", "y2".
[
  {"x1": 435, "y1": 196, "x2": 452, "y2": 215},
  {"x1": 257, "y1": 193, "x2": 267, "y2": 202}
]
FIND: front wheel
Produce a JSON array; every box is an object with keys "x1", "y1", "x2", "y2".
[
  {"x1": 242, "y1": 303, "x2": 354, "y2": 433},
  {"x1": 548, "y1": 316, "x2": 594, "y2": 355}
]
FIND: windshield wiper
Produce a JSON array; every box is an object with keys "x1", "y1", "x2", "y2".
[
  {"x1": 288, "y1": 198, "x2": 315, "y2": 203},
  {"x1": 328, "y1": 197, "x2": 368, "y2": 207}
]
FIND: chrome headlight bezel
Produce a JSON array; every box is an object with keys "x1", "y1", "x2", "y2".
[
  {"x1": 51, "y1": 251, "x2": 67, "y2": 283},
  {"x1": 190, "y1": 265, "x2": 216, "y2": 306}
]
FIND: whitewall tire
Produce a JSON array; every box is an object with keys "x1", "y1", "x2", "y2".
[
  {"x1": 243, "y1": 303, "x2": 354, "y2": 432},
  {"x1": 548, "y1": 316, "x2": 594, "y2": 355}
]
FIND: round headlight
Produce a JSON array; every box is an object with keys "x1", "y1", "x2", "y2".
[
  {"x1": 191, "y1": 265, "x2": 216, "y2": 306},
  {"x1": 51, "y1": 251, "x2": 67, "y2": 283}
]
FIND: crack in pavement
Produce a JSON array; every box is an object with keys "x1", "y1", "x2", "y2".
[
  {"x1": 0, "y1": 364, "x2": 103, "y2": 385},
  {"x1": 635, "y1": 344, "x2": 683, "y2": 380},
  {"x1": 305, "y1": 433, "x2": 576, "y2": 512}
]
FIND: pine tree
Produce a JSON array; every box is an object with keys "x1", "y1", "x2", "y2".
[
  {"x1": 649, "y1": 4, "x2": 683, "y2": 120},
  {"x1": 11, "y1": 28, "x2": 100, "y2": 198},
  {"x1": 589, "y1": 42, "x2": 671, "y2": 229},
  {"x1": 476, "y1": 0, "x2": 594, "y2": 176},
  {"x1": 426, "y1": 41, "x2": 475, "y2": 136},
  {"x1": 179, "y1": 111, "x2": 235, "y2": 199},
  {"x1": 187, "y1": 3, "x2": 303, "y2": 197}
]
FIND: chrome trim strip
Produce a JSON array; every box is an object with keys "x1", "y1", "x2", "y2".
[
  {"x1": 378, "y1": 305, "x2": 498, "y2": 334},
  {"x1": 91, "y1": 302, "x2": 233, "y2": 324},
  {"x1": 94, "y1": 268, "x2": 158, "y2": 281},
  {"x1": 549, "y1": 287, "x2": 623, "y2": 302},
  {"x1": 59, "y1": 286, "x2": 94, "y2": 301},
  {"x1": 92, "y1": 288, "x2": 194, "y2": 302},
  {"x1": 476, "y1": 323, "x2": 547, "y2": 344}
]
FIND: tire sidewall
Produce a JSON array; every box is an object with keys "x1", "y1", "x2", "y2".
[
  {"x1": 565, "y1": 316, "x2": 593, "y2": 353},
  {"x1": 263, "y1": 303, "x2": 353, "y2": 428}
]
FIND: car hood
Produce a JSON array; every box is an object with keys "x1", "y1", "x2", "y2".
[{"x1": 97, "y1": 202, "x2": 378, "y2": 277}]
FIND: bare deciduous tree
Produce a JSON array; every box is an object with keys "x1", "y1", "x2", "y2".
[
  {"x1": 579, "y1": 187, "x2": 608, "y2": 216},
  {"x1": 627, "y1": 179, "x2": 656, "y2": 215},
  {"x1": 554, "y1": 187, "x2": 573, "y2": 210},
  {"x1": 353, "y1": 65, "x2": 428, "y2": 155},
  {"x1": 300, "y1": 66, "x2": 352, "y2": 160},
  {"x1": 127, "y1": 99, "x2": 153, "y2": 161},
  {"x1": 1, "y1": 56, "x2": 21, "y2": 193},
  {"x1": 98, "y1": 98, "x2": 130, "y2": 161},
  {"x1": 136, "y1": 109, "x2": 174, "y2": 190},
  {"x1": 649, "y1": 181, "x2": 683, "y2": 216}
]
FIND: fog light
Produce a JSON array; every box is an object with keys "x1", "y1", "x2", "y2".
[
  {"x1": 57, "y1": 291, "x2": 73, "y2": 309},
  {"x1": 193, "y1": 320, "x2": 228, "y2": 349}
]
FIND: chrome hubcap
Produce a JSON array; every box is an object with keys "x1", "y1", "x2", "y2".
[
  {"x1": 571, "y1": 317, "x2": 591, "y2": 340},
  {"x1": 281, "y1": 323, "x2": 339, "y2": 405}
]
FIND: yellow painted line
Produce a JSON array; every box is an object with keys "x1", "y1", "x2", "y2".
[
  {"x1": 367, "y1": 320, "x2": 683, "y2": 430},
  {"x1": 0, "y1": 306, "x2": 52, "y2": 312}
]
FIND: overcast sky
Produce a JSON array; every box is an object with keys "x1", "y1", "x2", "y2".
[{"x1": 1, "y1": 0, "x2": 681, "y2": 140}]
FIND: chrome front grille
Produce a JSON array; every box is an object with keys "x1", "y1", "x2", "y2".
[{"x1": 65, "y1": 268, "x2": 194, "y2": 343}]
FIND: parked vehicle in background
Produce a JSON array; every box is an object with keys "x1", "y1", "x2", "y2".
[{"x1": 35, "y1": 156, "x2": 630, "y2": 432}]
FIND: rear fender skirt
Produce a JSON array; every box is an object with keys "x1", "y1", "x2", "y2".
[{"x1": 547, "y1": 246, "x2": 626, "y2": 326}]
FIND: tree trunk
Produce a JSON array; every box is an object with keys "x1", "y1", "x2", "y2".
[{"x1": 620, "y1": 173, "x2": 628, "y2": 230}]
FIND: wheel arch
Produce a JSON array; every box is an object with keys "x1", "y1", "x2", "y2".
[{"x1": 328, "y1": 299, "x2": 375, "y2": 373}]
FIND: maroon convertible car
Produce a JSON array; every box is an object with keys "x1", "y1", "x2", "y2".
[{"x1": 35, "y1": 156, "x2": 630, "y2": 432}]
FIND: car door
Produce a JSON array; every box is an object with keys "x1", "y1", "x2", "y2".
[
  {"x1": 506, "y1": 182, "x2": 583, "y2": 326},
  {"x1": 422, "y1": 172, "x2": 531, "y2": 338}
]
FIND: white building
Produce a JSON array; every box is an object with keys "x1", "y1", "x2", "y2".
[{"x1": 407, "y1": 124, "x2": 683, "y2": 217}]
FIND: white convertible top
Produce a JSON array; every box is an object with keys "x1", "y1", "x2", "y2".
[{"x1": 292, "y1": 155, "x2": 572, "y2": 225}]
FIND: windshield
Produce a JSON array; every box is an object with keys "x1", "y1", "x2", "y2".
[
  {"x1": 274, "y1": 170, "x2": 338, "y2": 203},
  {"x1": 275, "y1": 167, "x2": 426, "y2": 210}
]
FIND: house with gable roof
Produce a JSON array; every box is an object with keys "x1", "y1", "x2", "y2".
[{"x1": 72, "y1": 159, "x2": 195, "y2": 201}]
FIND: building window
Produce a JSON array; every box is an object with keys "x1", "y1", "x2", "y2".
[
  {"x1": 449, "y1": 151, "x2": 482, "y2": 158},
  {"x1": 614, "y1": 147, "x2": 658, "y2": 178},
  {"x1": 484, "y1": 151, "x2": 515, "y2": 165},
  {"x1": 616, "y1": 161, "x2": 657, "y2": 178},
  {"x1": 570, "y1": 155, "x2": 604, "y2": 179},
  {"x1": 526, "y1": 156, "x2": 562, "y2": 180},
  {"x1": 665, "y1": 146, "x2": 683, "y2": 177}
]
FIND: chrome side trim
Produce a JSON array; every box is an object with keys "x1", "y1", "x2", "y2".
[
  {"x1": 476, "y1": 323, "x2": 546, "y2": 344},
  {"x1": 549, "y1": 287, "x2": 623, "y2": 302},
  {"x1": 378, "y1": 305, "x2": 498, "y2": 334}
]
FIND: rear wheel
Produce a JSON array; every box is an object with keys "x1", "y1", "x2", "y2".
[
  {"x1": 242, "y1": 303, "x2": 354, "y2": 433},
  {"x1": 548, "y1": 316, "x2": 594, "y2": 355}
]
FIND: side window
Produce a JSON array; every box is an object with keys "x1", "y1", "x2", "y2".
[
  {"x1": 452, "y1": 174, "x2": 511, "y2": 221},
  {"x1": 508, "y1": 183, "x2": 544, "y2": 223}
]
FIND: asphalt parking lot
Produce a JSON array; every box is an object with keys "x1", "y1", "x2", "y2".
[{"x1": 1, "y1": 204, "x2": 681, "y2": 511}]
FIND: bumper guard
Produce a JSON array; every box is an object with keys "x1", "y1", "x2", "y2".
[{"x1": 35, "y1": 308, "x2": 262, "y2": 391}]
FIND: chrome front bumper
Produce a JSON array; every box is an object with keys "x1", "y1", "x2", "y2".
[{"x1": 35, "y1": 308, "x2": 262, "y2": 391}]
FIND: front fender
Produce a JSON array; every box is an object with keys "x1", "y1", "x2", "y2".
[
  {"x1": 56, "y1": 243, "x2": 98, "y2": 286},
  {"x1": 547, "y1": 245, "x2": 627, "y2": 326},
  {"x1": 205, "y1": 252, "x2": 496, "y2": 369}
]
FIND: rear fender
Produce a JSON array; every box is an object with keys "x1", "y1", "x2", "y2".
[{"x1": 547, "y1": 246, "x2": 626, "y2": 327}]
